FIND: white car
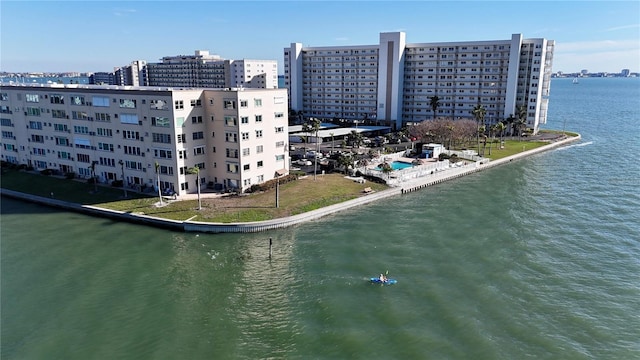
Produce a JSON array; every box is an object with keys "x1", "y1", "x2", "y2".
[{"x1": 296, "y1": 159, "x2": 312, "y2": 166}]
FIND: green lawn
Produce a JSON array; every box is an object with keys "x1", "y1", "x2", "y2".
[
  {"x1": 1, "y1": 170, "x2": 387, "y2": 223},
  {"x1": 482, "y1": 139, "x2": 548, "y2": 160}
]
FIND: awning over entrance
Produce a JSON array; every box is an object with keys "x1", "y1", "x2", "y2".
[{"x1": 275, "y1": 169, "x2": 287, "y2": 177}]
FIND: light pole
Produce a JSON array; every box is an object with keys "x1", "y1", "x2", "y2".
[
  {"x1": 275, "y1": 176, "x2": 280, "y2": 208},
  {"x1": 155, "y1": 161, "x2": 163, "y2": 205},
  {"x1": 90, "y1": 160, "x2": 98, "y2": 193},
  {"x1": 118, "y1": 160, "x2": 127, "y2": 198}
]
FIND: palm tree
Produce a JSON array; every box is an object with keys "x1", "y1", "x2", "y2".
[
  {"x1": 154, "y1": 161, "x2": 163, "y2": 206},
  {"x1": 494, "y1": 121, "x2": 506, "y2": 148},
  {"x1": 309, "y1": 118, "x2": 321, "y2": 180},
  {"x1": 472, "y1": 104, "x2": 486, "y2": 156},
  {"x1": 429, "y1": 96, "x2": 441, "y2": 120},
  {"x1": 187, "y1": 166, "x2": 201, "y2": 210},
  {"x1": 381, "y1": 162, "x2": 393, "y2": 179},
  {"x1": 337, "y1": 153, "x2": 353, "y2": 175},
  {"x1": 349, "y1": 130, "x2": 363, "y2": 148},
  {"x1": 515, "y1": 105, "x2": 527, "y2": 140},
  {"x1": 329, "y1": 132, "x2": 335, "y2": 154}
]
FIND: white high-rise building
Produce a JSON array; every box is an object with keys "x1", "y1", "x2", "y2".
[
  {"x1": 0, "y1": 84, "x2": 289, "y2": 194},
  {"x1": 145, "y1": 50, "x2": 278, "y2": 89},
  {"x1": 284, "y1": 32, "x2": 554, "y2": 133}
]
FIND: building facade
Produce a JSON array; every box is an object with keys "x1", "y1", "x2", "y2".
[
  {"x1": 284, "y1": 32, "x2": 555, "y2": 133},
  {"x1": 0, "y1": 84, "x2": 289, "y2": 194},
  {"x1": 145, "y1": 50, "x2": 279, "y2": 89}
]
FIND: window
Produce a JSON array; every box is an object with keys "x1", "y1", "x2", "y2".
[
  {"x1": 226, "y1": 148, "x2": 239, "y2": 158},
  {"x1": 98, "y1": 142, "x2": 114, "y2": 152},
  {"x1": 154, "y1": 148, "x2": 173, "y2": 159},
  {"x1": 257, "y1": 160, "x2": 263, "y2": 168},
  {"x1": 0, "y1": 93, "x2": 8, "y2": 101},
  {"x1": 96, "y1": 128, "x2": 112, "y2": 137},
  {"x1": 31, "y1": 134, "x2": 45, "y2": 143},
  {"x1": 152, "y1": 133, "x2": 171, "y2": 144},
  {"x1": 72, "y1": 111, "x2": 89, "y2": 120},
  {"x1": 150, "y1": 99, "x2": 168, "y2": 110},
  {"x1": 275, "y1": 112, "x2": 284, "y2": 118},
  {"x1": 190, "y1": 99, "x2": 202, "y2": 107},
  {"x1": 174, "y1": 100, "x2": 184, "y2": 110},
  {"x1": 242, "y1": 148, "x2": 250, "y2": 156},
  {"x1": 255, "y1": 115, "x2": 262, "y2": 123},
  {"x1": 120, "y1": 114, "x2": 139, "y2": 124},
  {"x1": 255, "y1": 130, "x2": 263, "y2": 138},
  {"x1": 49, "y1": 95, "x2": 69, "y2": 106},
  {"x1": 276, "y1": 141, "x2": 285, "y2": 147},
  {"x1": 275, "y1": 126, "x2": 284, "y2": 133},
  {"x1": 254, "y1": 98, "x2": 262, "y2": 107},
  {"x1": 191, "y1": 116, "x2": 203, "y2": 124},
  {"x1": 70, "y1": 96, "x2": 85, "y2": 105},
  {"x1": 51, "y1": 109, "x2": 66, "y2": 118},
  {"x1": 95, "y1": 112, "x2": 111, "y2": 122},
  {"x1": 26, "y1": 94, "x2": 39, "y2": 103},
  {"x1": 123, "y1": 145, "x2": 141, "y2": 155},
  {"x1": 192, "y1": 131, "x2": 204, "y2": 140},
  {"x1": 275, "y1": 155, "x2": 285, "y2": 161},
  {"x1": 178, "y1": 150, "x2": 187, "y2": 159},
  {"x1": 74, "y1": 125, "x2": 89, "y2": 134},
  {"x1": 77, "y1": 153, "x2": 90, "y2": 163},
  {"x1": 119, "y1": 99, "x2": 136, "y2": 108},
  {"x1": 152, "y1": 116, "x2": 170, "y2": 127},
  {"x1": 122, "y1": 130, "x2": 140, "y2": 140},
  {"x1": 241, "y1": 116, "x2": 249, "y2": 124},
  {"x1": 29, "y1": 121, "x2": 43, "y2": 130},
  {"x1": 256, "y1": 145, "x2": 263, "y2": 153},
  {"x1": 274, "y1": 96, "x2": 284, "y2": 104},
  {"x1": 177, "y1": 134, "x2": 186, "y2": 143},
  {"x1": 226, "y1": 163, "x2": 239, "y2": 173},
  {"x1": 241, "y1": 132, "x2": 249, "y2": 140},
  {"x1": 26, "y1": 107, "x2": 41, "y2": 116},
  {"x1": 243, "y1": 164, "x2": 250, "y2": 171},
  {"x1": 240, "y1": 100, "x2": 248, "y2": 108},
  {"x1": 224, "y1": 116, "x2": 237, "y2": 126},
  {"x1": 92, "y1": 96, "x2": 109, "y2": 107},
  {"x1": 194, "y1": 146, "x2": 206, "y2": 156},
  {"x1": 223, "y1": 99, "x2": 236, "y2": 109},
  {"x1": 225, "y1": 132, "x2": 238, "y2": 143}
]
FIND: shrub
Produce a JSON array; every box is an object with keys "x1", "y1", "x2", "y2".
[
  {"x1": 112, "y1": 179, "x2": 123, "y2": 187},
  {"x1": 65, "y1": 172, "x2": 75, "y2": 179},
  {"x1": 40, "y1": 169, "x2": 53, "y2": 176}
]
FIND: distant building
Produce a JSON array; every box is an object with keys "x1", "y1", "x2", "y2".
[
  {"x1": 0, "y1": 84, "x2": 289, "y2": 194},
  {"x1": 89, "y1": 72, "x2": 116, "y2": 85},
  {"x1": 621, "y1": 69, "x2": 631, "y2": 77},
  {"x1": 284, "y1": 32, "x2": 555, "y2": 134},
  {"x1": 145, "y1": 50, "x2": 278, "y2": 89},
  {"x1": 114, "y1": 60, "x2": 147, "y2": 86}
]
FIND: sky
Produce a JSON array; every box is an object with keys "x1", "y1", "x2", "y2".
[{"x1": 1, "y1": 0, "x2": 638, "y2": 74}]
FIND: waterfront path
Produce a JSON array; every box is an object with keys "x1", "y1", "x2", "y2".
[{"x1": 1, "y1": 135, "x2": 580, "y2": 233}]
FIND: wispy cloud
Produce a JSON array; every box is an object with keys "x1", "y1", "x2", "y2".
[
  {"x1": 603, "y1": 24, "x2": 640, "y2": 32},
  {"x1": 113, "y1": 8, "x2": 137, "y2": 17}
]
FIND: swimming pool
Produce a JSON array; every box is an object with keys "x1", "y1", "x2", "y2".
[{"x1": 377, "y1": 161, "x2": 413, "y2": 171}]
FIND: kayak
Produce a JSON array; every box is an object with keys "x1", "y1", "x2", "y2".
[{"x1": 370, "y1": 277, "x2": 397, "y2": 285}]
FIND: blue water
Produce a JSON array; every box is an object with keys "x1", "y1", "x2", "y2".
[
  {"x1": 378, "y1": 161, "x2": 414, "y2": 170},
  {"x1": 2, "y1": 77, "x2": 639, "y2": 359}
]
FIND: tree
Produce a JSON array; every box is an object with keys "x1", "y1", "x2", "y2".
[
  {"x1": 308, "y1": 118, "x2": 321, "y2": 180},
  {"x1": 429, "y1": 95, "x2": 441, "y2": 120},
  {"x1": 187, "y1": 166, "x2": 201, "y2": 210},
  {"x1": 380, "y1": 162, "x2": 393, "y2": 179},
  {"x1": 329, "y1": 132, "x2": 335, "y2": 154},
  {"x1": 472, "y1": 104, "x2": 486, "y2": 156},
  {"x1": 154, "y1": 161, "x2": 163, "y2": 206},
  {"x1": 337, "y1": 153, "x2": 353, "y2": 175},
  {"x1": 515, "y1": 105, "x2": 527, "y2": 141},
  {"x1": 349, "y1": 130, "x2": 363, "y2": 148},
  {"x1": 494, "y1": 121, "x2": 506, "y2": 148}
]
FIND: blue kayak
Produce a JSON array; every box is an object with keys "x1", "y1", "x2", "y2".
[{"x1": 370, "y1": 277, "x2": 397, "y2": 285}]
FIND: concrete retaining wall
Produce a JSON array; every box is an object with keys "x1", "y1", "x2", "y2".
[{"x1": 1, "y1": 135, "x2": 580, "y2": 234}]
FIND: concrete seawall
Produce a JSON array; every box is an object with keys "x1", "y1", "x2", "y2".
[{"x1": 1, "y1": 135, "x2": 580, "y2": 233}]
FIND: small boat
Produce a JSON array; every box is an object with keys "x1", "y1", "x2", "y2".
[
  {"x1": 370, "y1": 277, "x2": 397, "y2": 285},
  {"x1": 572, "y1": 77, "x2": 579, "y2": 84}
]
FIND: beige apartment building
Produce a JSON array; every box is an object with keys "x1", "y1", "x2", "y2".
[
  {"x1": 0, "y1": 84, "x2": 289, "y2": 195},
  {"x1": 284, "y1": 32, "x2": 554, "y2": 133}
]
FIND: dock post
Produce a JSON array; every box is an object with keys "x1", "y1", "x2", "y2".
[{"x1": 269, "y1": 238, "x2": 273, "y2": 259}]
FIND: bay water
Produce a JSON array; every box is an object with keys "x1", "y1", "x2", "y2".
[{"x1": 2, "y1": 78, "x2": 639, "y2": 359}]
